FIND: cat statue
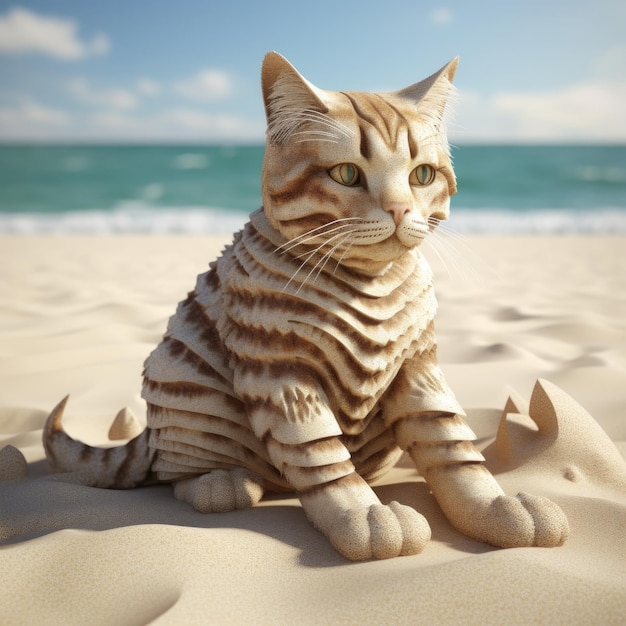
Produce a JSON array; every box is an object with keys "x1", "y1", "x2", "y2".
[{"x1": 43, "y1": 52, "x2": 569, "y2": 561}]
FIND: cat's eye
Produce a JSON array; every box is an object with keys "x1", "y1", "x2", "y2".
[
  {"x1": 409, "y1": 164, "x2": 436, "y2": 186},
  {"x1": 329, "y1": 163, "x2": 361, "y2": 187}
]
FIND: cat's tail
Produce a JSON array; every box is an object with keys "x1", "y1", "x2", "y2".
[{"x1": 43, "y1": 396, "x2": 156, "y2": 488}]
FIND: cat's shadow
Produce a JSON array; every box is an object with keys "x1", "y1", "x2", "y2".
[{"x1": 1, "y1": 462, "x2": 494, "y2": 568}]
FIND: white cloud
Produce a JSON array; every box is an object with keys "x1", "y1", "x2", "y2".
[
  {"x1": 162, "y1": 108, "x2": 259, "y2": 135},
  {"x1": 173, "y1": 69, "x2": 234, "y2": 101},
  {"x1": 69, "y1": 78, "x2": 138, "y2": 110},
  {"x1": 136, "y1": 78, "x2": 161, "y2": 97},
  {"x1": 0, "y1": 104, "x2": 264, "y2": 142},
  {"x1": 452, "y1": 81, "x2": 626, "y2": 143},
  {"x1": 0, "y1": 99, "x2": 69, "y2": 139},
  {"x1": 431, "y1": 8, "x2": 453, "y2": 25},
  {"x1": 0, "y1": 6, "x2": 109, "y2": 60}
]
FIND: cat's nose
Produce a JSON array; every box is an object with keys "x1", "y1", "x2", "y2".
[{"x1": 383, "y1": 202, "x2": 410, "y2": 226}]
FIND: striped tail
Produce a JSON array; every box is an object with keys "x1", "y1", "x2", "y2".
[{"x1": 43, "y1": 396, "x2": 155, "y2": 488}]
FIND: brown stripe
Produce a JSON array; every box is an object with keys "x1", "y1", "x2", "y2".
[
  {"x1": 226, "y1": 322, "x2": 386, "y2": 383},
  {"x1": 358, "y1": 119, "x2": 371, "y2": 159},
  {"x1": 276, "y1": 213, "x2": 341, "y2": 236},
  {"x1": 383, "y1": 98, "x2": 419, "y2": 160},
  {"x1": 370, "y1": 94, "x2": 398, "y2": 143},
  {"x1": 204, "y1": 267, "x2": 220, "y2": 291},
  {"x1": 283, "y1": 459, "x2": 355, "y2": 489},
  {"x1": 178, "y1": 298, "x2": 226, "y2": 354},
  {"x1": 341, "y1": 92, "x2": 407, "y2": 153},
  {"x1": 237, "y1": 356, "x2": 381, "y2": 422},
  {"x1": 268, "y1": 165, "x2": 338, "y2": 206},
  {"x1": 226, "y1": 286, "x2": 387, "y2": 332},
  {"x1": 297, "y1": 468, "x2": 362, "y2": 496},
  {"x1": 143, "y1": 379, "x2": 212, "y2": 398},
  {"x1": 113, "y1": 429, "x2": 153, "y2": 485},
  {"x1": 163, "y1": 336, "x2": 223, "y2": 380}
]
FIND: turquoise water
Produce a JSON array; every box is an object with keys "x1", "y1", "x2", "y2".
[{"x1": 0, "y1": 144, "x2": 625, "y2": 233}]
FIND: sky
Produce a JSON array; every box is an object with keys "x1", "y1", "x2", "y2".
[{"x1": 0, "y1": 0, "x2": 624, "y2": 144}]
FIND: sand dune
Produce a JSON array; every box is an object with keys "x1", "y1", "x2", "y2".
[{"x1": 1, "y1": 234, "x2": 625, "y2": 624}]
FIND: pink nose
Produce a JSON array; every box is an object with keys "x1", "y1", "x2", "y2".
[{"x1": 383, "y1": 202, "x2": 410, "y2": 226}]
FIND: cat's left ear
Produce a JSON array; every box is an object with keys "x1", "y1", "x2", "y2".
[{"x1": 393, "y1": 57, "x2": 459, "y2": 126}]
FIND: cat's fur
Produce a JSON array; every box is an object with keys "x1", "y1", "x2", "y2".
[{"x1": 43, "y1": 52, "x2": 569, "y2": 560}]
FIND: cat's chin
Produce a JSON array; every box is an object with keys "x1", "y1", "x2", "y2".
[
  {"x1": 396, "y1": 220, "x2": 430, "y2": 249},
  {"x1": 338, "y1": 236, "x2": 419, "y2": 274}
]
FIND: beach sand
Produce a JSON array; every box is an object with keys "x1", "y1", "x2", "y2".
[{"x1": 1, "y1": 234, "x2": 625, "y2": 624}]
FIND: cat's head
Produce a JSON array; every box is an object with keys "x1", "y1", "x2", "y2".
[{"x1": 260, "y1": 51, "x2": 458, "y2": 273}]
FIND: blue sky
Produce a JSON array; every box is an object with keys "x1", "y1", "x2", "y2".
[{"x1": 0, "y1": 0, "x2": 624, "y2": 143}]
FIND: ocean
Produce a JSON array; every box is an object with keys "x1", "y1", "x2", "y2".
[{"x1": 0, "y1": 144, "x2": 625, "y2": 234}]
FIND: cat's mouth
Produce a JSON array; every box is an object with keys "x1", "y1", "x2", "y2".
[
  {"x1": 395, "y1": 220, "x2": 430, "y2": 248},
  {"x1": 365, "y1": 218, "x2": 432, "y2": 253},
  {"x1": 334, "y1": 223, "x2": 430, "y2": 271},
  {"x1": 348, "y1": 216, "x2": 431, "y2": 248},
  {"x1": 272, "y1": 213, "x2": 435, "y2": 278}
]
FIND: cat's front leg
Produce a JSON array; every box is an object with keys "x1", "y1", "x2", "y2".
[
  {"x1": 395, "y1": 414, "x2": 569, "y2": 548},
  {"x1": 266, "y1": 427, "x2": 432, "y2": 561},
  {"x1": 240, "y1": 372, "x2": 430, "y2": 560},
  {"x1": 386, "y1": 356, "x2": 569, "y2": 548}
]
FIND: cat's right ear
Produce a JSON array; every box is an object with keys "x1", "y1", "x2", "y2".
[
  {"x1": 261, "y1": 51, "x2": 329, "y2": 144},
  {"x1": 393, "y1": 57, "x2": 459, "y2": 129}
]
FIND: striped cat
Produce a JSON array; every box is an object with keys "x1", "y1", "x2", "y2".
[{"x1": 44, "y1": 52, "x2": 569, "y2": 560}]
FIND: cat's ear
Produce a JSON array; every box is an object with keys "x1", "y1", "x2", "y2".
[
  {"x1": 262, "y1": 51, "x2": 329, "y2": 144},
  {"x1": 393, "y1": 57, "x2": 459, "y2": 127}
]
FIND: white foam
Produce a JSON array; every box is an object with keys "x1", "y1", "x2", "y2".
[
  {"x1": 0, "y1": 206, "x2": 249, "y2": 235},
  {"x1": 172, "y1": 153, "x2": 212, "y2": 170},
  {"x1": 0, "y1": 206, "x2": 625, "y2": 235},
  {"x1": 448, "y1": 208, "x2": 626, "y2": 234}
]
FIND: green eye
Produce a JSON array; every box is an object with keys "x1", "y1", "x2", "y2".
[
  {"x1": 329, "y1": 163, "x2": 360, "y2": 186},
  {"x1": 410, "y1": 164, "x2": 436, "y2": 186}
]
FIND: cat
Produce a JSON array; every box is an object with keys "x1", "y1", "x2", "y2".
[{"x1": 43, "y1": 51, "x2": 569, "y2": 561}]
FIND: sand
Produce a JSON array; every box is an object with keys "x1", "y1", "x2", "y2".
[{"x1": 0, "y1": 233, "x2": 625, "y2": 624}]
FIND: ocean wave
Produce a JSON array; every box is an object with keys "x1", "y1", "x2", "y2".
[
  {"x1": 448, "y1": 208, "x2": 626, "y2": 234},
  {"x1": 1, "y1": 206, "x2": 625, "y2": 235},
  {"x1": 569, "y1": 166, "x2": 626, "y2": 184},
  {"x1": 172, "y1": 153, "x2": 212, "y2": 170},
  {"x1": 0, "y1": 206, "x2": 249, "y2": 235}
]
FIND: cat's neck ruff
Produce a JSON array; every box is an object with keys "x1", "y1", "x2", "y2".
[{"x1": 249, "y1": 208, "x2": 432, "y2": 298}]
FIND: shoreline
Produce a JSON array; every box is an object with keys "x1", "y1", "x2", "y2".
[{"x1": 2, "y1": 210, "x2": 626, "y2": 235}]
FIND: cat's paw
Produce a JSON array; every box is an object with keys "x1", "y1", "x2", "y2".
[
  {"x1": 173, "y1": 468, "x2": 264, "y2": 513},
  {"x1": 328, "y1": 501, "x2": 431, "y2": 561},
  {"x1": 470, "y1": 493, "x2": 569, "y2": 548}
]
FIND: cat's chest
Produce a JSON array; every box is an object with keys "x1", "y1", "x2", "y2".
[{"x1": 212, "y1": 220, "x2": 437, "y2": 421}]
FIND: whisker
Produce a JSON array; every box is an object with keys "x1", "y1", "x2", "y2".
[
  {"x1": 276, "y1": 218, "x2": 364, "y2": 254},
  {"x1": 423, "y1": 234, "x2": 455, "y2": 278},
  {"x1": 297, "y1": 232, "x2": 356, "y2": 292},
  {"x1": 293, "y1": 227, "x2": 360, "y2": 266},
  {"x1": 282, "y1": 228, "x2": 360, "y2": 293},
  {"x1": 291, "y1": 226, "x2": 361, "y2": 261},
  {"x1": 292, "y1": 130, "x2": 342, "y2": 140},
  {"x1": 424, "y1": 218, "x2": 467, "y2": 278},
  {"x1": 283, "y1": 226, "x2": 360, "y2": 258},
  {"x1": 333, "y1": 239, "x2": 356, "y2": 274},
  {"x1": 429, "y1": 226, "x2": 471, "y2": 279},
  {"x1": 425, "y1": 221, "x2": 492, "y2": 283},
  {"x1": 311, "y1": 234, "x2": 354, "y2": 284},
  {"x1": 294, "y1": 110, "x2": 354, "y2": 139},
  {"x1": 271, "y1": 109, "x2": 355, "y2": 144},
  {"x1": 295, "y1": 136, "x2": 340, "y2": 144}
]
